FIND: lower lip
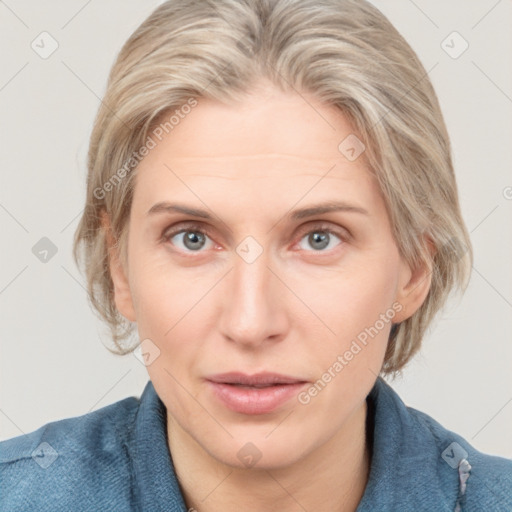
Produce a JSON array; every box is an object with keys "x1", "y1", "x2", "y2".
[{"x1": 207, "y1": 381, "x2": 307, "y2": 415}]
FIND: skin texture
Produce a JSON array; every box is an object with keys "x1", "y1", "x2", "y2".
[{"x1": 107, "y1": 79, "x2": 432, "y2": 511}]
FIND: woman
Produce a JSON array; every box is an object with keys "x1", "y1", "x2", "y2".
[{"x1": 1, "y1": 0, "x2": 511, "y2": 510}]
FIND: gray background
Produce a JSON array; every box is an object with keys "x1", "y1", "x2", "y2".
[{"x1": 0, "y1": 1, "x2": 511, "y2": 458}]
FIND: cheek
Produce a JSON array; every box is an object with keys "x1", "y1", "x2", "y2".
[
  {"x1": 131, "y1": 263, "x2": 194, "y2": 339},
  {"x1": 128, "y1": 247, "x2": 220, "y2": 368},
  {"x1": 130, "y1": 259, "x2": 210, "y2": 412},
  {"x1": 292, "y1": 250, "x2": 399, "y2": 334},
  {"x1": 127, "y1": 235, "x2": 189, "y2": 330},
  {"x1": 294, "y1": 253, "x2": 399, "y2": 375},
  {"x1": 293, "y1": 264, "x2": 397, "y2": 423}
]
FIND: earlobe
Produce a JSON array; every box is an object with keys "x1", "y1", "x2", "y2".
[{"x1": 101, "y1": 212, "x2": 137, "y2": 322}]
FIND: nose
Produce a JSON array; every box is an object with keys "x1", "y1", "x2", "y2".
[{"x1": 218, "y1": 246, "x2": 290, "y2": 349}]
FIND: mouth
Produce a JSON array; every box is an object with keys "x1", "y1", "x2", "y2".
[
  {"x1": 205, "y1": 372, "x2": 309, "y2": 415},
  {"x1": 226, "y1": 383, "x2": 287, "y2": 389},
  {"x1": 207, "y1": 371, "x2": 306, "y2": 386}
]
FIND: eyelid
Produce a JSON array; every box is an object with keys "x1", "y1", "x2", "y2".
[
  {"x1": 295, "y1": 221, "x2": 350, "y2": 240},
  {"x1": 161, "y1": 221, "x2": 215, "y2": 243}
]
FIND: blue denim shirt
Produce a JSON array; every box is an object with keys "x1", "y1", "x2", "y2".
[{"x1": 1, "y1": 377, "x2": 511, "y2": 511}]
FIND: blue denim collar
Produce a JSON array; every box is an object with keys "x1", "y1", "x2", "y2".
[
  {"x1": 132, "y1": 380, "x2": 188, "y2": 512},
  {"x1": 356, "y1": 377, "x2": 457, "y2": 511}
]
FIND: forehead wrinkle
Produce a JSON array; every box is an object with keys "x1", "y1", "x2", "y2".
[
  {"x1": 163, "y1": 154, "x2": 341, "y2": 162},
  {"x1": 157, "y1": 156, "x2": 371, "y2": 178},
  {"x1": 155, "y1": 162, "x2": 367, "y2": 181},
  {"x1": 170, "y1": 173, "x2": 357, "y2": 181}
]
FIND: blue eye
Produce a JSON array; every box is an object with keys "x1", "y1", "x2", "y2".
[
  {"x1": 298, "y1": 229, "x2": 343, "y2": 252},
  {"x1": 162, "y1": 222, "x2": 347, "y2": 255},
  {"x1": 166, "y1": 229, "x2": 214, "y2": 252}
]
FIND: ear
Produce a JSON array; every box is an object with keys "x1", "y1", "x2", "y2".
[
  {"x1": 101, "y1": 211, "x2": 136, "y2": 322},
  {"x1": 393, "y1": 238, "x2": 436, "y2": 324}
]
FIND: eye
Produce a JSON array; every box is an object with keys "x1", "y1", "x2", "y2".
[
  {"x1": 162, "y1": 222, "x2": 347, "y2": 255},
  {"x1": 163, "y1": 225, "x2": 215, "y2": 252},
  {"x1": 296, "y1": 224, "x2": 346, "y2": 252}
]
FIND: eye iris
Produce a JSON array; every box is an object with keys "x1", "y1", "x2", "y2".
[
  {"x1": 183, "y1": 231, "x2": 205, "y2": 250},
  {"x1": 309, "y1": 231, "x2": 329, "y2": 250}
]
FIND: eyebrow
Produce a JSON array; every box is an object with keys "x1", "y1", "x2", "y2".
[{"x1": 147, "y1": 201, "x2": 369, "y2": 220}]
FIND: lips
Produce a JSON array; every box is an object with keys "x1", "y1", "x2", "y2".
[
  {"x1": 205, "y1": 372, "x2": 308, "y2": 415},
  {"x1": 207, "y1": 372, "x2": 306, "y2": 386}
]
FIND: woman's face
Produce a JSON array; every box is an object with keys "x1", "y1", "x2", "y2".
[{"x1": 111, "y1": 80, "x2": 428, "y2": 469}]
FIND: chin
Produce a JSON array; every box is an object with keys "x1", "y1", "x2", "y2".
[{"x1": 202, "y1": 431, "x2": 312, "y2": 471}]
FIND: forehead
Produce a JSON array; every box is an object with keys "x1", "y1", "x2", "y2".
[{"x1": 133, "y1": 81, "x2": 380, "y2": 212}]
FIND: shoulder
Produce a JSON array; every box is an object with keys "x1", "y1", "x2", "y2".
[
  {"x1": 0, "y1": 394, "x2": 141, "y2": 511},
  {"x1": 406, "y1": 403, "x2": 512, "y2": 511},
  {"x1": 365, "y1": 377, "x2": 512, "y2": 511}
]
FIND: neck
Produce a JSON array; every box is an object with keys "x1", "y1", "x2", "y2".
[{"x1": 167, "y1": 399, "x2": 371, "y2": 512}]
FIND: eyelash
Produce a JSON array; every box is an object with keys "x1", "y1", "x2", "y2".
[{"x1": 161, "y1": 222, "x2": 348, "y2": 255}]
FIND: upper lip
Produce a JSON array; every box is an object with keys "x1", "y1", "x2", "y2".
[{"x1": 206, "y1": 372, "x2": 307, "y2": 386}]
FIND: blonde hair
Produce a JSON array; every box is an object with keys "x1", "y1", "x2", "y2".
[{"x1": 73, "y1": 0, "x2": 472, "y2": 375}]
